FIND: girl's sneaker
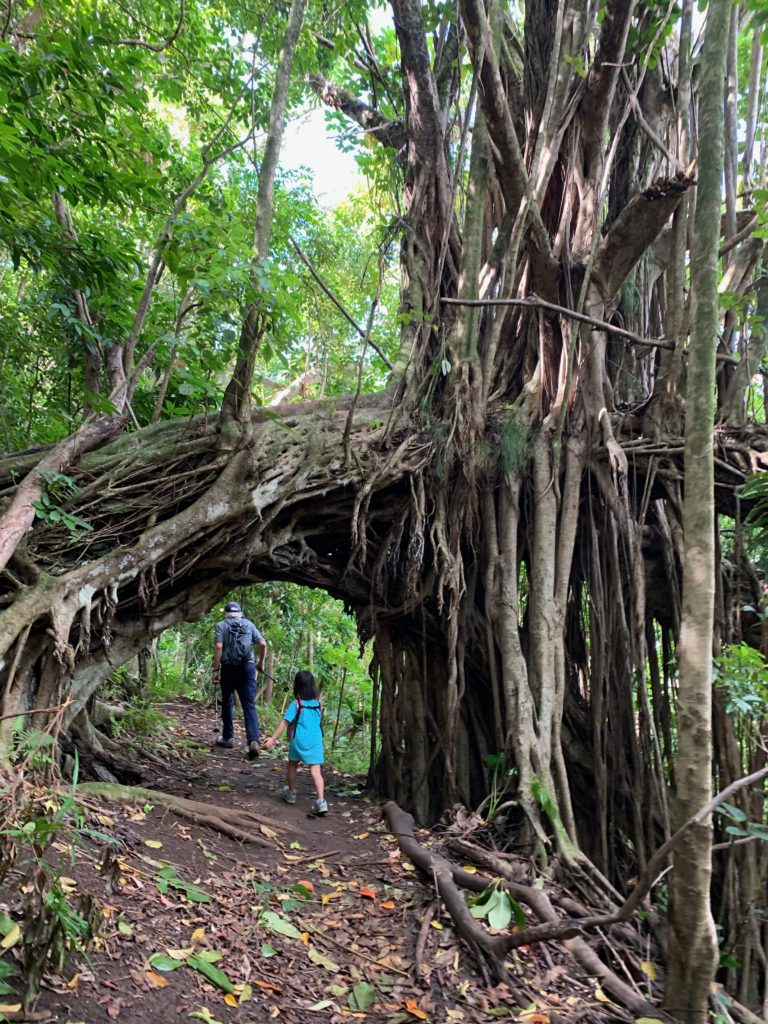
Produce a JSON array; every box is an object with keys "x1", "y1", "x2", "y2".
[
  {"x1": 282, "y1": 786, "x2": 297, "y2": 804},
  {"x1": 313, "y1": 799, "x2": 328, "y2": 815}
]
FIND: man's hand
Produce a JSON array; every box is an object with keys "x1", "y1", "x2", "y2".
[
  {"x1": 256, "y1": 662, "x2": 265, "y2": 673},
  {"x1": 212, "y1": 668, "x2": 221, "y2": 683}
]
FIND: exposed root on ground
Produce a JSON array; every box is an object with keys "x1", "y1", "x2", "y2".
[
  {"x1": 383, "y1": 800, "x2": 670, "y2": 1020},
  {"x1": 76, "y1": 782, "x2": 293, "y2": 848}
]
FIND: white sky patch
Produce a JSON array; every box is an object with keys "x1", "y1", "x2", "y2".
[{"x1": 281, "y1": 108, "x2": 362, "y2": 207}]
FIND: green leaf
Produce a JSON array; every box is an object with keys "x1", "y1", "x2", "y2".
[
  {"x1": 307, "y1": 946, "x2": 341, "y2": 972},
  {"x1": 260, "y1": 943, "x2": 278, "y2": 958},
  {"x1": 193, "y1": 949, "x2": 222, "y2": 963},
  {"x1": 348, "y1": 981, "x2": 377, "y2": 1011},
  {"x1": 148, "y1": 953, "x2": 186, "y2": 971},
  {"x1": 188, "y1": 1011, "x2": 223, "y2": 1024},
  {"x1": 186, "y1": 955, "x2": 235, "y2": 993},
  {"x1": 487, "y1": 891, "x2": 513, "y2": 930},
  {"x1": 260, "y1": 910, "x2": 301, "y2": 939}
]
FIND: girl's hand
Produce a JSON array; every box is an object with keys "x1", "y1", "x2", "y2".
[{"x1": 264, "y1": 737, "x2": 275, "y2": 749}]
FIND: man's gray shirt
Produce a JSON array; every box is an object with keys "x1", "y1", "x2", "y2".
[{"x1": 215, "y1": 618, "x2": 264, "y2": 664}]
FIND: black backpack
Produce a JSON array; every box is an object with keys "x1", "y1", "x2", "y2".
[
  {"x1": 287, "y1": 698, "x2": 322, "y2": 740},
  {"x1": 223, "y1": 620, "x2": 252, "y2": 664}
]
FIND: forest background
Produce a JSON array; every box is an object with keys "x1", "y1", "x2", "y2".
[{"x1": 1, "y1": 0, "x2": 768, "y2": 1021}]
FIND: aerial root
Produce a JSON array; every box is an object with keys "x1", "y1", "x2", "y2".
[
  {"x1": 383, "y1": 801, "x2": 671, "y2": 1019},
  {"x1": 75, "y1": 782, "x2": 293, "y2": 848}
]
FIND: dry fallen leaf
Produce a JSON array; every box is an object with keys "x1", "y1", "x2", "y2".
[
  {"x1": 166, "y1": 946, "x2": 194, "y2": 960},
  {"x1": 254, "y1": 980, "x2": 281, "y2": 993},
  {"x1": 405, "y1": 997, "x2": 429, "y2": 1019},
  {"x1": 380, "y1": 901, "x2": 396, "y2": 910},
  {"x1": 595, "y1": 988, "x2": 615, "y2": 1004},
  {"x1": 359, "y1": 888, "x2": 376, "y2": 900},
  {"x1": 145, "y1": 971, "x2": 169, "y2": 989},
  {"x1": 224, "y1": 994, "x2": 238, "y2": 1007},
  {"x1": 145, "y1": 840, "x2": 163, "y2": 849},
  {"x1": 260, "y1": 824, "x2": 279, "y2": 839},
  {"x1": 640, "y1": 960, "x2": 657, "y2": 981},
  {"x1": 0, "y1": 923, "x2": 21, "y2": 949}
]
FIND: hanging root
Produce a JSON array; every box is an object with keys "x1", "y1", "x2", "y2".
[
  {"x1": 383, "y1": 801, "x2": 672, "y2": 1019},
  {"x1": 75, "y1": 783, "x2": 293, "y2": 848}
]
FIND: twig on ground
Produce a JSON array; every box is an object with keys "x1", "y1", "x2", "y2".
[
  {"x1": 286, "y1": 848, "x2": 342, "y2": 865},
  {"x1": 300, "y1": 918, "x2": 410, "y2": 977},
  {"x1": 414, "y1": 901, "x2": 436, "y2": 979}
]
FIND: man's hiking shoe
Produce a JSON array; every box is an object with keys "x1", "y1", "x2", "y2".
[
  {"x1": 313, "y1": 799, "x2": 328, "y2": 815},
  {"x1": 215, "y1": 738, "x2": 234, "y2": 749},
  {"x1": 247, "y1": 741, "x2": 260, "y2": 760},
  {"x1": 282, "y1": 786, "x2": 297, "y2": 804}
]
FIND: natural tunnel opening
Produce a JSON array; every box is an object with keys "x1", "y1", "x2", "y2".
[{"x1": 100, "y1": 582, "x2": 376, "y2": 778}]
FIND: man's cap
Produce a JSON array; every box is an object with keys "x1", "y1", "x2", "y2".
[{"x1": 224, "y1": 601, "x2": 242, "y2": 613}]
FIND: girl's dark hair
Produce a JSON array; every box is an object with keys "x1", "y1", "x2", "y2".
[{"x1": 293, "y1": 669, "x2": 319, "y2": 700}]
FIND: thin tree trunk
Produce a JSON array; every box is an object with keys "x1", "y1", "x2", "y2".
[
  {"x1": 664, "y1": 0, "x2": 730, "y2": 1017},
  {"x1": 331, "y1": 667, "x2": 346, "y2": 752},
  {"x1": 220, "y1": 0, "x2": 308, "y2": 433}
]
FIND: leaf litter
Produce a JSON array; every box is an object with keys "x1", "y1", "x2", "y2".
[{"x1": 28, "y1": 699, "x2": 616, "y2": 1023}]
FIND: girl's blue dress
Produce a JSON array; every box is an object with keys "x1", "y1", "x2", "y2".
[{"x1": 284, "y1": 698, "x2": 324, "y2": 765}]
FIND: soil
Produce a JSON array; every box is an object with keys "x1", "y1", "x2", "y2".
[{"x1": 24, "y1": 701, "x2": 616, "y2": 1024}]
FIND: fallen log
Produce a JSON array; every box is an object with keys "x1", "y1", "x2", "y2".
[{"x1": 75, "y1": 782, "x2": 293, "y2": 848}]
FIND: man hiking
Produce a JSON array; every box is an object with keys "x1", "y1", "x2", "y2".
[{"x1": 212, "y1": 600, "x2": 267, "y2": 759}]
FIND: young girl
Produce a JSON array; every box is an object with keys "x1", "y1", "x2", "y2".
[{"x1": 264, "y1": 670, "x2": 327, "y2": 814}]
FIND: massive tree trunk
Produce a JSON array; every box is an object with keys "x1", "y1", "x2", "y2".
[{"x1": 1, "y1": 4, "x2": 767, "y2": 1006}]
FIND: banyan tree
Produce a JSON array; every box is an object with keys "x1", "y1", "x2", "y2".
[{"x1": 1, "y1": 0, "x2": 767, "y2": 1015}]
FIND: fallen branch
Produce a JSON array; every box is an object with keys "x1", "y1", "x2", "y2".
[
  {"x1": 75, "y1": 782, "x2": 292, "y2": 848},
  {"x1": 414, "y1": 900, "x2": 437, "y2": 979},
  {"x1": 383, "y1": 800, "x2": 668, "y2": 1016}
]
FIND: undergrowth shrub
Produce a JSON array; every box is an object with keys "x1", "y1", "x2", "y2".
[{"x1": 0, "y1": 722, "x2": 112, "y2": 1009}]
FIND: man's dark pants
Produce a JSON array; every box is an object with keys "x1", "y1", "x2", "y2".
[{"x1": 220, "y1": 662, "x2": 260, "y2": 744}]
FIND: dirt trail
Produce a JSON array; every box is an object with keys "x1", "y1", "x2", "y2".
[{"x1": 34, "y1": 700, "x2": 520, "y2": 1023}]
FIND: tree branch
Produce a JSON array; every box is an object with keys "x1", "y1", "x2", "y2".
[
  {"x1": 307, "y1": 73, "x2": 405, "y2": 150},
  {"x1": 442, "y1": 294, "x2": 675, "y2": 349},
  {"x1": 593, "y1": 170, "x2": 695, "y2": 299},
  {"x1": 290, "y1": 239, "x2": 393, "y2": 369},
  {"x1": 113, "y1": 0, "x2": 185, "y2": 51}
]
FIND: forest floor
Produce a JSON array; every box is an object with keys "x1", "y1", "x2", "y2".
[{"x1": 30, "y1": 701, "x2": 629, "y2": 1024}]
